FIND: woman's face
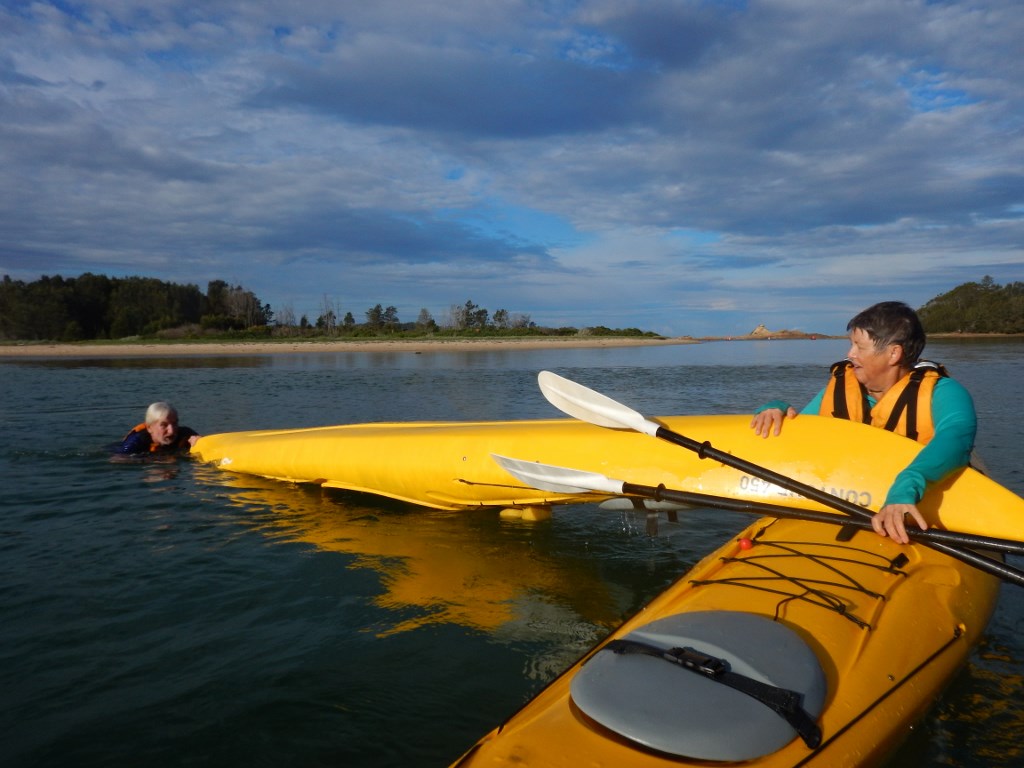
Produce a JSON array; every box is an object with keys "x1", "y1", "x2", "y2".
[{"x1": 846, "y1": 327, "x2": 901, "y2": 393}]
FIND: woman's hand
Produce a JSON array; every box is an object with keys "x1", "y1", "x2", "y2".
[
  {"x1": 750, "y1": 406, "x2": 798, "y2": 438},
  {"x1": 871, "y1": 503, "x2": 928, "y2": 545}
]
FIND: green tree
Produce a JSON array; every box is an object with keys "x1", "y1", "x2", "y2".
[
  {"x1": 365, "y1": 304, "x2": 384, "y2": 330},
  {"x1": 69, "y1": 273, "x2": 113, "y2": 339},
  {"x1": 462, "y1": 299, "x2": 488, "y2": 330},
  {"x1": 0, "y1": 273, "x2": 263, "y2": 340},
  {"x1": 206, "y1": 280, "x2": 230, "y2": 317},
  {"x1": 316, "y1": 310, "x2": 336, "y2": 332},
  {"x1": 416, "y1": 308, "x2": 437, "y2": 331},
  {"x1": 919, "y1": 277, "x2": 1024, "y2": 333}
]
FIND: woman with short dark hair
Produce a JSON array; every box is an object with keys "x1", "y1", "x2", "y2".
[{"x1": 751, "y1": 301, "x2": 976, "y2": 544}]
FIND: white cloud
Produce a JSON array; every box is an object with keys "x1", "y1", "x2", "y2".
[{"x1": 1, "y1": 0, "x2": 1021, "y2": 337}]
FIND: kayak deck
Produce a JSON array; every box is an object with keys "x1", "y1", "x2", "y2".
[{"x1": 451, "y1": 515, "x2": 1000, "y2": 767}]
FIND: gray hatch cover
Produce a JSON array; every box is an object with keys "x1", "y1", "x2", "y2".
[{"x1": 570, "y1": 610, "x2": 827, "y2": 762}]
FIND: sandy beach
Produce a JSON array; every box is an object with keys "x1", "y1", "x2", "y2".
[{"x1": 0, "y1": 335, "x2": 702, "y2": 358}]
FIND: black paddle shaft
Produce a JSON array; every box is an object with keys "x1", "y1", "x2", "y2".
[
  {"x1": 654, "y1": 427, "x2": 1024, "y2": 588},
  {"x1": 620, "y1": 482, "x2": 1024, "y2": 555}
]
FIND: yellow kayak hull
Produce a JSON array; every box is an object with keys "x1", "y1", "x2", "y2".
[
  {"x1": 451, "y1": 514, "x2": 1002, "y2": 767},
  {"x1": 194, "y1": 414, "x2": 1022, "y2": 540}
]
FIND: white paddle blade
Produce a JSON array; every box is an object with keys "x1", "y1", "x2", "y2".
[
  {"x1": 537, "y1": 371, "x2": 659, "y2": 435},
  {"x1": 491, "y1": 454, "x2": 625, "y2": 495}
]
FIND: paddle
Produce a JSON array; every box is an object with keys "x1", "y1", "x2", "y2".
[
  {"x1": 492, "y1": 454, "x2": 1024, "y2": 556},
  {"x1": 536, "y1": 371, "x2": 1024, "y2": 587}
]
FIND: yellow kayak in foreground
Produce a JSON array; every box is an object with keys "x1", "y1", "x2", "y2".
[
  {"x1": 194, "y1": 414, "x2": 1022, "y2": 540},
  {"x1": 450, "y1": 513, "x2": 1003, "y2": 767}
]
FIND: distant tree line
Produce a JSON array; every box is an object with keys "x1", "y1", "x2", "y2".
[
  {"x1": 918, "y1": 276, "x2": 1024, "y2": 334},
  {"x1": 305, "y1": 298, "x2": 537, "y2": 337},
  {"x1": 0, "y1": 274, "x2": 271, "y2": 341},
  {"x1": 0, "y1": 274, "x2": 659, "y2": 342},
  {"x1": 6, "y1": 272, "x2": 1019, "y2": 343},
  {"x1": 298, "y1": 297, "x2": 655, "y2": 339}
]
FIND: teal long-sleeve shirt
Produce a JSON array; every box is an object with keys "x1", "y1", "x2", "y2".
[{"x1": 758, "y1": 377, "x2": 976, "y2": 506}]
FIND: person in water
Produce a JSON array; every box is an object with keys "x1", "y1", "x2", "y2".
[
  {"x1": 119, "y1": 402, "x2": 201, "y2": 455},
  {"x1": 750, "y1": 301, "x2": 976, "y2": 545}
]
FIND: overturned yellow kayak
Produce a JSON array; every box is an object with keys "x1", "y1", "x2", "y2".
[{"x1": 194, "y1": 414, "x2": 1020, "y2": 540}]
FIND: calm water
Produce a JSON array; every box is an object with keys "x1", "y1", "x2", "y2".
[{"x1": 2, "y1": 339, "x2": 1022, "y2": 767}]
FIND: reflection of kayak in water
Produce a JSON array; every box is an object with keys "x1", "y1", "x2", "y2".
[
  {"x1": 451, "y1": 512, "x2": 1003, "y2": 766},
  {"x1": 200, "y1": 471, "x2": 625, "y2": 643},
  {"x1": 195, "y1": 414, "x2": 1021, "y2": 540}
]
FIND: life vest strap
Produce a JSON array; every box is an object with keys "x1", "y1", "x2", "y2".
[
  {"x1": 826, "y1": 360, "x2": 870, "y2": 424},
  {"x1": 882, "y1": 369, "x2": 924, "y2": 439}
]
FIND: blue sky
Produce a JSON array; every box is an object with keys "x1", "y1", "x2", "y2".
[{"x1": 2, "y1": 0, "x2": 1022, "y2": 336}]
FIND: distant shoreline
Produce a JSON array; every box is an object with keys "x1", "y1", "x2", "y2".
[
  {"x1": 0, "y1": 336, "x2": 701, "y2": 358},
  {"x1": 1, "y1": 331, "x2": 1015, "y2": 358}
]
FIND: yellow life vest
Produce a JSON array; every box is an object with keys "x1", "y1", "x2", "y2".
[{"x1": 819, "y1": 360, "x2": 947, "y2": 445}]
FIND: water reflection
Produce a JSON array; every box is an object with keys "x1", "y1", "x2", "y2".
[
  {"x1": 196, "y1": 467, "x2": 623, "y2": 641},
  {"x1": 2, "y1": 355, "x2": 272, "y2": 369}
]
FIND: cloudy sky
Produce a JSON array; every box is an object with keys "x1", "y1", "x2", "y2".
[{"x1": 2, "y1": 1, "x2": 1022, "y2": 336}]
